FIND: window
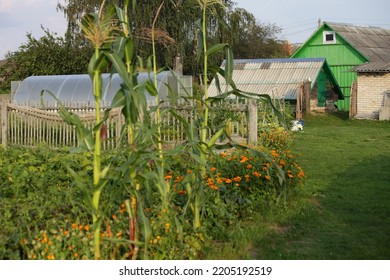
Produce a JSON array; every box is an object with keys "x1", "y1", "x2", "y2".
[{"x1": 323, "y1": 31, "x2": 336, "y2": 44}]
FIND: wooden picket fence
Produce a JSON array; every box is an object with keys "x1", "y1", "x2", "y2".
[{"x1": 1, "y1": 98, "x2": 291, "y2": 149}]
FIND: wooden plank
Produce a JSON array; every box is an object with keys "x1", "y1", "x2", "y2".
[{"x1": 247, "y1": 98, "x2": 258, "y2": 146}]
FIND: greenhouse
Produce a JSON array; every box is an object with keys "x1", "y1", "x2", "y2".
[{"x1": 13, "y1": 71, "x2": 192, "y2": 107}]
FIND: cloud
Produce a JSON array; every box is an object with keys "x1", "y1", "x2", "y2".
[
  {"x1": 0, "y1": 0, "x2": 13, "y2": 12},
  {"x1": 0, "y1": 0, "x2": 46, "y2": 12},
  {"x1": 0, "y1": 11, "x2": 20, "y2": 28}
]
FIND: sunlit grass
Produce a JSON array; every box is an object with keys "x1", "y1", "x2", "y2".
[{"x1": 204, "y1": 113, "x2": 390, "y2": 260}]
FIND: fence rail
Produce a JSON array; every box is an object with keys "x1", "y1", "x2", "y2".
[{"x1": 1, "y1": 98, "x2": 292, "y2": 149}]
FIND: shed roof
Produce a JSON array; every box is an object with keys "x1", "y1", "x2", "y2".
[
  {"x1": 208, "y1": 58, "x2": 343, "y2": 100},
  {"x1": 354, "y1": 61, "x2": 390, "y2": 73},
  {"x1": 325, "y1": 22, "x2": 390, "y2": 62}
]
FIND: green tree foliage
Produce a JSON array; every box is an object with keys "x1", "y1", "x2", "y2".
[
  {"x1": 227, "y1": 8, "x2": 288, "y2": 58},
  {"x1": 0, "y1": 1, "x2": 289, "y2": 91},
  {"x1": 0, "y1": 28, "x2": 93, "y2": 91},
  {"x1": 57, "y1": 0, "x2": 288, "y2": 75}
]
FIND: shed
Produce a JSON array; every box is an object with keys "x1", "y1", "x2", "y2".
[
  {"x1": 352, "y1": 62, "x2": 390, "y2": 119},
  {"x1": 208, "y1": 58, "x2": 343, "y2": 112},
  {"x1": 291, "y1": 22, "x2": 390, "y2": 111},
  {"x1": 12, "y1": 71, "x2": 192, "y2": 107}
]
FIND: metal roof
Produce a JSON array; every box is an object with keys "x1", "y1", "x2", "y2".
[
  {"x1": 326, "y1": 22, "x2": 390, "y2": 62},
  {"x1": 208, "y1": 58, "x2": 342, "y2": 100},
  {"x1": 354, "y1": 62, "x2": 390, "y2": 73}
]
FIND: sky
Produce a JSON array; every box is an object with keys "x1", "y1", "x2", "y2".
[{"x1": 0, "y1": 0, "x2": 389, "y2": 60}]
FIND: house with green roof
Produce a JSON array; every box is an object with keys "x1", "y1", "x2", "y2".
[{"x1": 291, "y1": 21, "x2": 390, "y2": 111}]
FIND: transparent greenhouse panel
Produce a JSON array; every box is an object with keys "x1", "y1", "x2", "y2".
[{"x1": 13, "y1": 71, "x2": 192, "y2": 108}]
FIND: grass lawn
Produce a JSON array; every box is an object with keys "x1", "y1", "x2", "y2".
[{"x1": 205, "y1": 112, "x2": 390, "y2": 260}]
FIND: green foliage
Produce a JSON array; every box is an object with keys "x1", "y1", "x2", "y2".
[
  {"x1": 0, "y1": 147, "x2": 92, "y2": 259},
  {"x1": 0, "y1": 0, "x2": 295, "y2": 260},
  {"x1": 57, "y1": 0, "x2": 287, "y2": 77}
]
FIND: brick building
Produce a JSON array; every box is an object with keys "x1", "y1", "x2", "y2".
[{"x1": 354, "y1": 62, "x2": 390, "y2": 119}]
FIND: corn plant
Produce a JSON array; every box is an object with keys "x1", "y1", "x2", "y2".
[{"x1": 46, "y1": 0, "x2": 287, "y2": 260}]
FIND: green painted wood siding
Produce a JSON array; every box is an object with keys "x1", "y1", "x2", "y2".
[{"x1": 292, "y1": 26, "x2": 368, "y2": 111}]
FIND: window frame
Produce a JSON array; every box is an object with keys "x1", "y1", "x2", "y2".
[{"x1": 323, "y1": 31, "x2": 336, "y2": 44}]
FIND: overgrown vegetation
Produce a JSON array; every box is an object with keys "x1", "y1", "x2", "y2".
[
  {"x1": 0, "y1": 122, "x2": 303, "y2": 259},
  {"x1": 0, "y1": 0, "x2": 296, "y2": 260}
]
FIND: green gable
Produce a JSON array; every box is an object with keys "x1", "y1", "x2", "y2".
[
  {"x1": 291, "y1": 22, "x2": 372, "y2": 111},
  {"x1": 292, "y1": 23, "x2": 369, "y2": 65}
]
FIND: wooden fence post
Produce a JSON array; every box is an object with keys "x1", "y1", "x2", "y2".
[
  {"x1": 247, "y1": 98, "x2": 258, "y2": 146},
  {"x1": 1, "y1": 101, "x2": 7, "y2": 147},
  {"x1": 304, "y1": 80, "x2": 311, "y2": 115},
  {"x1": 296, "y1": 82, "x2": 304, "y2": 120},
  {"x1": 349, "y1": 81, "x2": 357, "y2": 118}
]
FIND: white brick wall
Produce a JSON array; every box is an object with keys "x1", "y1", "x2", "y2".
[{"x1": 357, "y1": 72, "x2": 390, "y2": 119}]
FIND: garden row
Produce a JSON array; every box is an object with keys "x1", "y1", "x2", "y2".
[{"x1": 0, "y1": 124, "x2": 304, "y2": 260}]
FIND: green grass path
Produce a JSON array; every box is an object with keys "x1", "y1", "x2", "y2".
[
  {"x1": 261, "y1": 113, "x2": 390, "y2": 259},
  {"x1": 205, "y1": 113, "x2": 390, "y2": 260}
]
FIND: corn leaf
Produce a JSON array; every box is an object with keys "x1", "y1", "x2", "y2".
[{"x1": 206, "y1": 43, "x2": 228, "y2": 57}]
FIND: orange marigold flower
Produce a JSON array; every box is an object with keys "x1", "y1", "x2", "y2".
[
  {"x1": 253, "y1": 171, "x2": 261, "y2": 178},
  {"x1": 210, "y1": 167, "x2": 216, "y2": 172},
  {"x1": 279, "y1": 160, "x2": 285, "y2": 166},
  {"x1": 112, "y1": 214, "x2": 117, "y2": 220},
  {"x1": 78, "y1": 225, "x2": 84, "y2": 230},
  {"x1": 71, "y1": 223, "x2": 77, "y2": 229},
  {"x1": 164, "y1": 175, "x2": 173, "y2": 180},
  {"x1": 174, "y1": 176, "x2": 184, "y2": 183},
  {"x1": 186, "y1": 169, "x2": 192, "y2": 174},
  {"x1": 240, "y1": 156, "x2": 249, "y2": 163},
  {"x1": 225, "y1": 178, "x2": 232, "y2": 184},
  {"x1": 288, "y1": 173, "x2": 294, "y2": 178},
  {"x1": 178, "y1": 190, "x2": 186, "y2": 195},
  {"x1": 83, "y1": 225, "x2": 89, "y2": 231},
  {"x1": 245, "y1": 174, "x2": 250, "y2": 181},
  {"x1": 206, "y1": 178, "x2": 214, "y2": 186},
  {"x1": 233, "y1": 176, "x2": 241, "y2": 182},
  {"x1": 74, "y1": 253, "x2": 79, "y2": 258},
  {"x1": 216, "y1": 177, "x2": 224, "y2": 184},
  {"x1": 246, "y1": 164, "x2": 252, "y2": 169},
  {"x1": 220, "y1": 152, "x2": 228, "y2": 157},
  {"x1": 297, "y1": 171, "x2": 305, "y2": 178},
  {"x1": 265, "y1": 175, "x2": 271, "y2": 180}
]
